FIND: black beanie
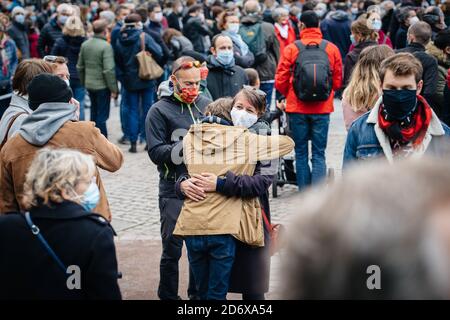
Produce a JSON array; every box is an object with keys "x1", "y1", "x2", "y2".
[{"x1": 27, "y1": 73, "x2": 73, "y2": 111}]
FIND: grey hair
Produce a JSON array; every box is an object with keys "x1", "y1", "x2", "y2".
[
  {"x1": 272, "y1": 7, "x2": 289, "y2": 21},
  {"x1": 282, "y1": 158, "x2": 450, "y2": 299}
]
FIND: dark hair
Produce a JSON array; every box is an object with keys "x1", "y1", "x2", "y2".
[
  {"x1": 124, "y1": 13, "x2": 142, "y2": 24},
  {"x1": 245, "y1": 68, "x2": 259, "y2": 87},
  {"x1": 115, "y1": 4, "x2": 129, "y2": 15},
  {"x1": 148, "y1": 1, "x2": 161, "y2": 13},
  {"x1": 232, "y1": 88, "x2": 266, "y2": 115},
  {"x1": 434, "y1": 29, "x2": 450, "y2": 51},
  {"x1": 12, "y1": 59, "x2": 53, "y2": 96},
  {"x1": 300, "y1": 10, "x2": 319, "y2": 28},
  {"x1": 188, "y1": 4, "x2": 203, "y2": 15},
  {"x1": 136, "y1": 6, "x2": 148, "y2": 22},
  {"x1": 302, "y1": 1, "x2": 316, "y2": 13},
  {"x1": 379, "y1": 53, "x2": 423, "y2": 84}
]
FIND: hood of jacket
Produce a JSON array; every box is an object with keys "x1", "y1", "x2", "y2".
[
  {"x1": 0, "y1": 94, "x2": 31, "y2": 142},
  {"x1": 329, "y1": 10, "x2": 350, "y2": 21},
  {"x1": 240, "y1": 14, "x2": 261, "y2": 26},
  {"x1": 119, "y1": 28, "x2": 141, "y2": 46},
  {"x1": 19, "y1": 102, "x2": 78, "y2": 146},
  {"x1": 189, "y1": 123, "x2": 247, "y2": 156},
  {"x1": 299, "y1": 27, "x2": 323, "y2": 40}
]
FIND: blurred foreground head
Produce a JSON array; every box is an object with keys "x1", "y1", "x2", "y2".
[{"x1": 282, "y1": 158, "x2": 450, "y2": 299}]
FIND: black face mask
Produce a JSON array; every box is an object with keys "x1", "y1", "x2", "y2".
[{"x1": 382, "y1": 89, "x2": 417, "y2": 121}]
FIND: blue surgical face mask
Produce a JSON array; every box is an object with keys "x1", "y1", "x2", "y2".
[
  {"x1": 80, "y1": 181, "x2": 100, "y2": 212},
  {"x1": 58, "y1": 15, "x2": 68, "y2": 26},
  {"x1": 14, "y1": 14, "x2": 25, "y2": 24},
  {"x1": 371, "y1": 19, "x2": 382, "y2": 31},
  {"x1": 226, "y1": 23, "x2": 239, "y2": 34},
  {"x1": 216, "y1": 49, "x2": 235, "y2": 66},
  {"x1": 350, "y1": 34, "x2": 356, "y2": 44}
]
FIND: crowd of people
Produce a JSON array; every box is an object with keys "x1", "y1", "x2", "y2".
[{"x1": 0, "y1": 0, "x2": 449, "y2": 300}]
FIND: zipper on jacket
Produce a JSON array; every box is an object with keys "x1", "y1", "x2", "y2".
[{"x1": 313, "y1": 64, "x2": 316, "y2": 88}]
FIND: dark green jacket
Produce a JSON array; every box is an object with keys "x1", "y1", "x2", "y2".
[{"x1": 77, "y1": 35, "x2": 118, "y2": 92}]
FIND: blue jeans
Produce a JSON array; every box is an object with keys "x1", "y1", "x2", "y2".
[
  {"x1": 124, "y1": 87, "x2": 155, "y2": 143},
  {"x1": 71, "y1": 82, "x2": 86, "y2": 120},
  {"x1": 88, "y1": 88, "x2": 111, "y2": 138},
  {"x1": 185, "y1": 235, "x2": 236, "y2": 300},
  {"x1": 289, "y1": 113, "x2": 330, "y2": 190},
  {"x1": 119, "y1": 86, "x2": 129, "y2": 140},
  {"x1": 259, "y1": 82, "x2": 274, "y2": 112}
]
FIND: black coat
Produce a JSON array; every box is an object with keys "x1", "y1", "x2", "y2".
[
  {"x1": 206, "y1": 58, "x2": 248, "y2": 100},
  {"x1": 7, "y1": 21, "x2": 30, "y2": 59},
  {"x1": 37, "y1": 18, "x2": 63, "y2": 57},
  {"x1": 0, "y1": 201, "x2": 121, "y2": 300},
  {"x1": 397, "y1": 42, "x2": 439, "y2": 108},
  {"x1": 146, "y1": 94, "x2": 211, "y2": 198},
  {"x1": 167, "y1": 12, "x2": 182, "y2": 31},
  {"x1": 183, "y1": 16, "x2": 212, "y2": 54},
  {"x1": 52, "y1": 35, "x2": 86, "y2": 81},
  {"x1": 343, "y1": 40, "x2": 377, "y2": 87}
]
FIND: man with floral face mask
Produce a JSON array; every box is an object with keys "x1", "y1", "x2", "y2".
[
  {"x1": 343, "y1": 53, "x2": 450, "y2": 168},
  {"x1": 146, "y1": 56, "x2": 211, "y2": 300},
  {"x1": 38, "y1": 3, "x2": 74, "y2": 57},
  {"x1": 206, "y1": 34, "x2": 248, "y2": 100}
]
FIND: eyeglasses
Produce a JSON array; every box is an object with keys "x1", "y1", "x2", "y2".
[
  {"x1": 243, "y1": 85, "x2": 267, "y2": 97},
  {"x1": 172, "y1": 60, "x2": 205, "y2": 75},
  {"x1": 43, "y1": 55, "x2": 67, "y2": 64}
]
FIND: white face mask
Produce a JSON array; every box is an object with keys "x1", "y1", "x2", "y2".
[
  {"x1": 64, "y1": 79, "x2": 70, "y2": 87},
  {"x1": 154, "y1": 12, "x2": 163, "y2": 22},
  {"x1": 231, "y1": 107, "x2": 258, "y2": 128}
]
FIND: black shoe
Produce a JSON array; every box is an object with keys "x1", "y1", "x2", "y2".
[
  {"x1": 118, "y1": 136, "x2": 130, "y2": 145},
  {"x1": 129, "y1": 143, "x2": 137, "y2": 153}
]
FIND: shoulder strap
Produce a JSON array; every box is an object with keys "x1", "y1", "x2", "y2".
[
  {"x1": 140, "y1": 32, "x2": 145, "y2": 52},
  {"x1": 24, "y1": 212, "x2": 67, "y2": 274},
  {"x1": 261, "y1": 208, "x2": 271, "y2": 232},
  {"x1": 294, "y1": 40, "x2": 305, "y2": 51},
  {"x1": 318, "y1": 40, "x2": 328, "y2": 50},
  {"x1": 1, "y1": 112, "x2": 27, "y2": 147}
]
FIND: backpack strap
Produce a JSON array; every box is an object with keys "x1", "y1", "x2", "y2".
[
  {"x1": 294, "y1": 40, "x2": 305, "y2": 51},
  {"x1": 318, "y1": 39, "x2": 328, "y2": 50}
]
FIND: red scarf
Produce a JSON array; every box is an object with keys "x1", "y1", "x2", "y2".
[{"x1": 378, "y1": 95, "x2": 432, "y2": 147}]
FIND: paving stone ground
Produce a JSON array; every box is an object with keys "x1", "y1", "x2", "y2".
[{"x1": 95, "y1": 98, "x2": 346, "y2": 299}]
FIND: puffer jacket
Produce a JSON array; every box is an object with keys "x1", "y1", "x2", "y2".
[
  {"x1": 37, "y1": 18, "x2": 62, "y2": 57},
  {"x1": 114, "y1": 27, "x2": 163, "y2": 91},
  {"x1": 173, "y1": 123, "x2": 294, "y2": 245},
  {"x1": 275, "y1": 28, "x2": 343, "y2": 114}
]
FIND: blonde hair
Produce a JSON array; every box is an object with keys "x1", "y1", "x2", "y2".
[
  {"x1": 22, "y1": 148, "x2": 96, "y2": 209},
  {"x1": 343, "y1": 45, "x2": 395, "y2": 113},
  {"x1": 63, "y1": 16, "x2": 85, "y2": 37}
]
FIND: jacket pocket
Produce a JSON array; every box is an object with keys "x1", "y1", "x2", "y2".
[{"x1": 356, "y1": 144, "x2": 383, "y2": 160}]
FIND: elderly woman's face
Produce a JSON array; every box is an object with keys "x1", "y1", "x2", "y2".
[
  {"x1": 233, "y1": 94, "x2": 259, "y2": 116},
  {"x1": 278, "y1": 14, "x2": 289, "y2": 25}
]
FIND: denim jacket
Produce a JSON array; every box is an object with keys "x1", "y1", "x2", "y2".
[{"x1": 343, "y1": 95, "x2": 450, "y2": 169}]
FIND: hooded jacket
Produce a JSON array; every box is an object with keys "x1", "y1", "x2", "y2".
[
  {"x1": 275, "y1": 28, "x2": 343, "y2": 114},
  {"x1": 146, "y1": 92, "x2": 211, "y2": 198},
  {"x1": 114, "y1": 28, "x2": 163, "y2": 91},
  {"x1": 173, "y1": 123, "x2": 294, "y2": 245},
  {"x1": 0, "y1": 102, "x2": 123, "y2": 219},
  {"x1": 0, "y1": 94, "x2": 30, "y2": 144},
  {"x1": 320, "y1": 10, "x2": 352, "y2": 59}
]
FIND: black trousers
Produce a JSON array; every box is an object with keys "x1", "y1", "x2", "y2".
[{"x1": 158, "y1": 197, "x2": 197, "y2": 300}]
